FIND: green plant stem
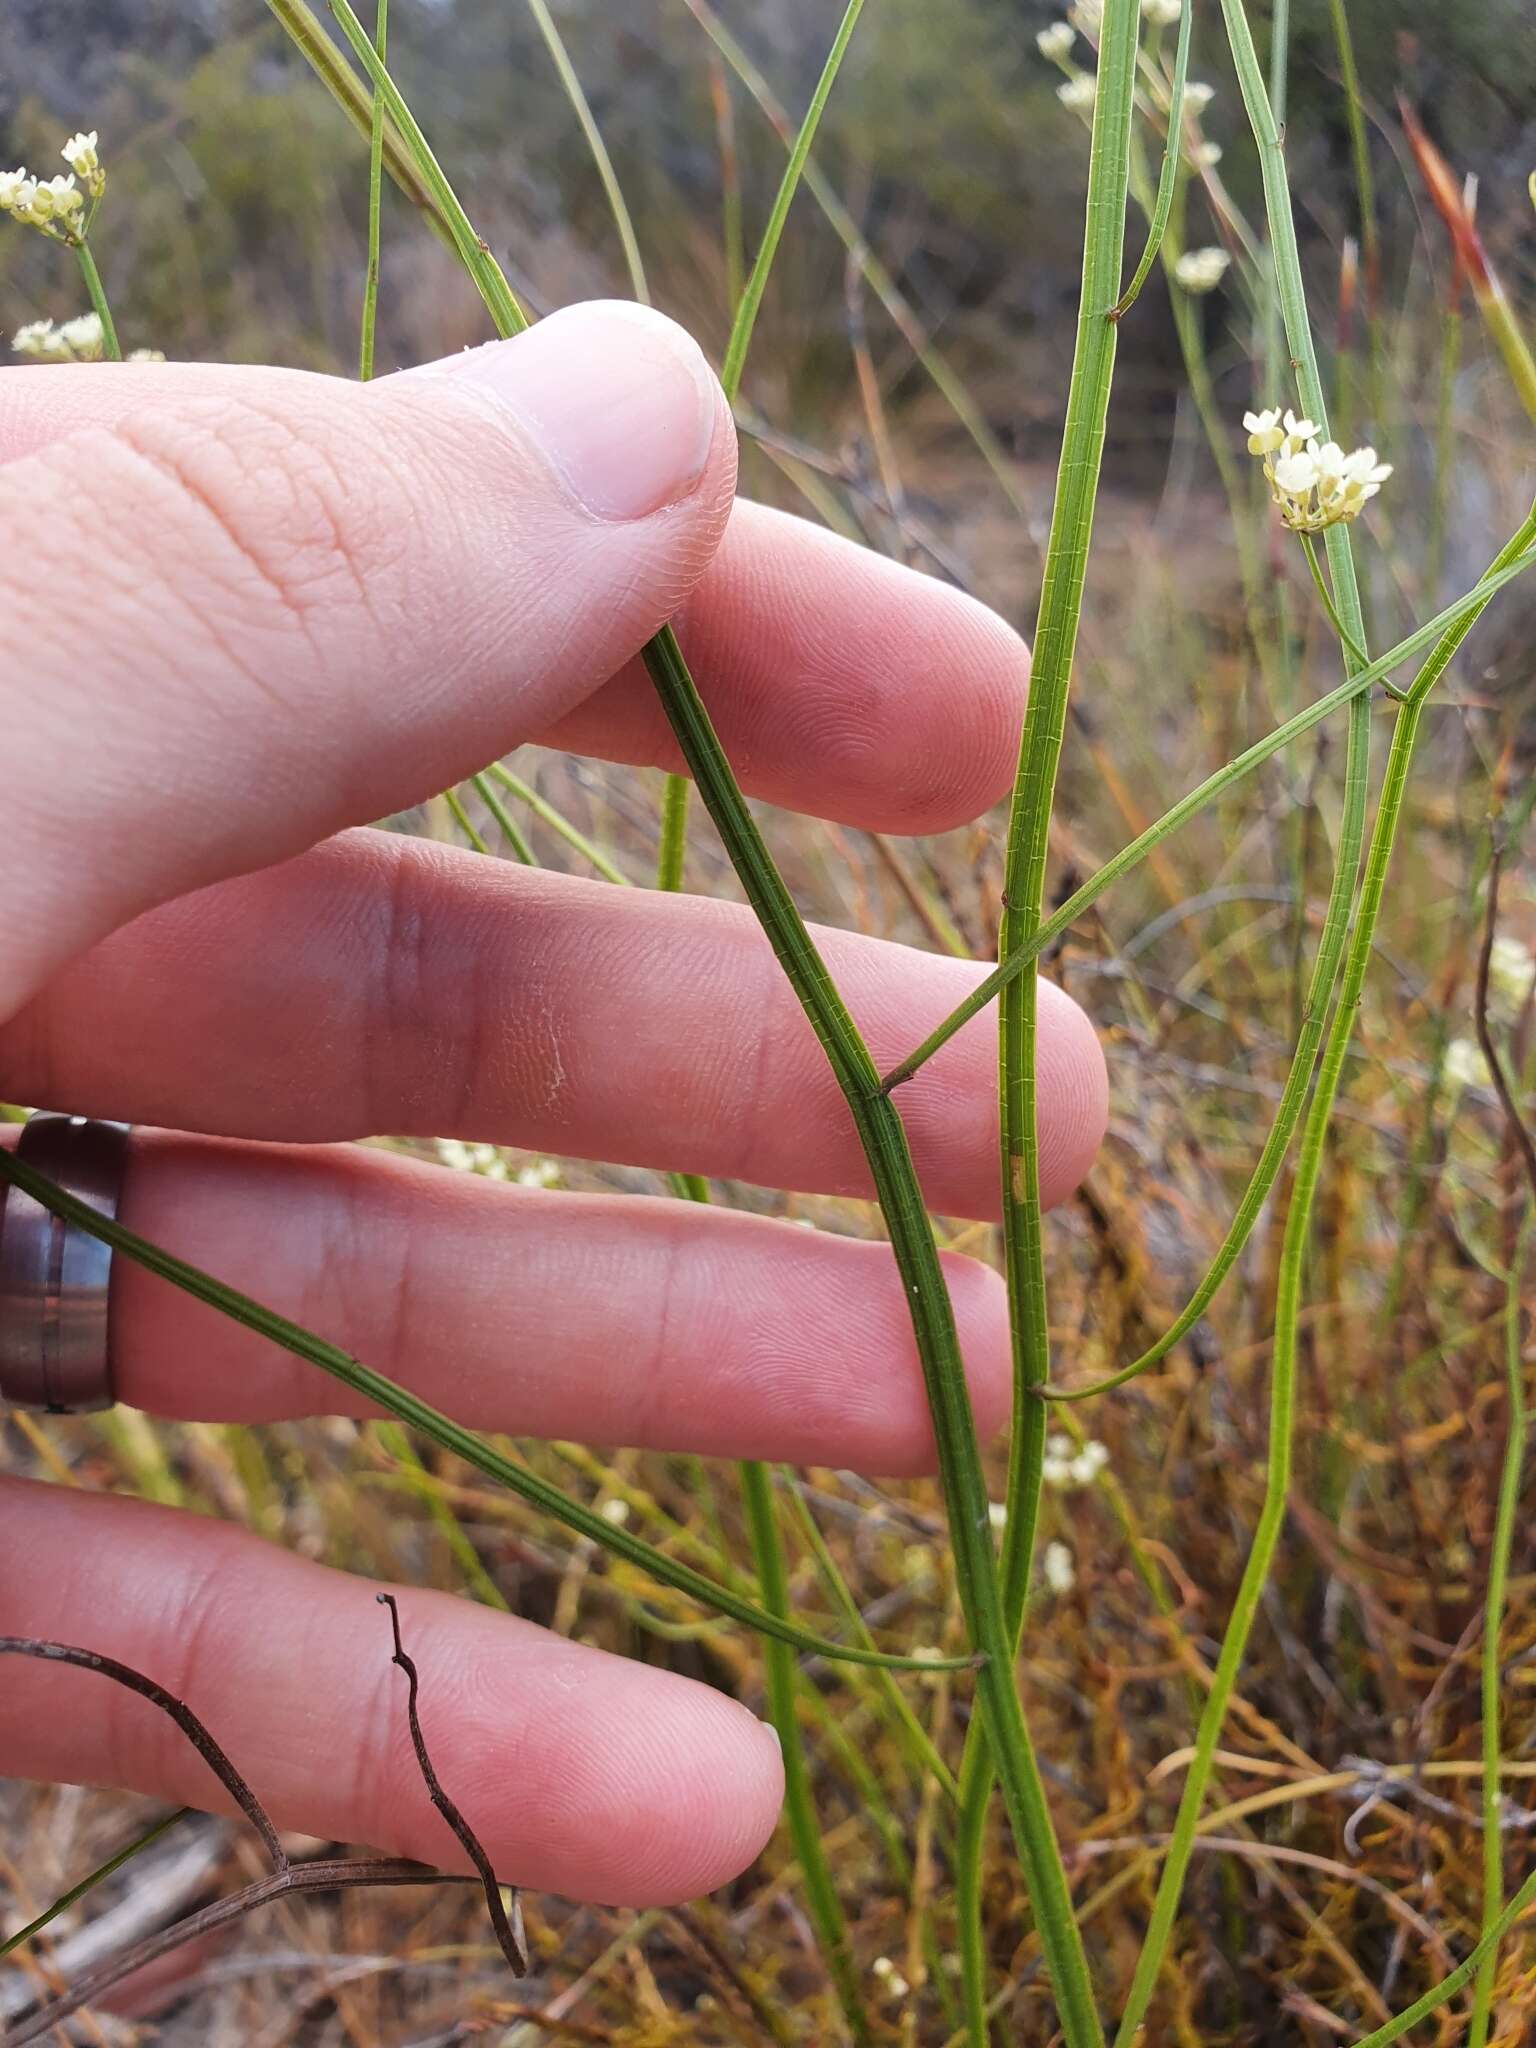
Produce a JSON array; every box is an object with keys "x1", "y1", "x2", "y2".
[
  {"x1": 656, "y1": 770, "x2": 691, "y2": 892},
  {"x1": 639, "y1": 623, "x2": 1103, "y2": 2048},
  {"x1": 949, "y1": 12, "x2": 1142, "y2": 2037},
  {"x1": 485, "y1": 763, "x2": 628, "y2": 885},
  {"x1": 1112, "y1": 496, "x2": 1536, "y2": 2041},
  {"x1": 359, "y1": 0, "x2": 387, "y2": 379},
  {"x1": 717, "y1": 0, "x2": 864, "y2": 402},
  {"x1": 0, "y1": 1809, "x2": 189, "y2": 1959},
  {"x1": 740, "y1": 1461, "x2": 871, "y2": 2046},
  {"x1": 1326, "y1": 0, "x2": 1383, "y2": 423},
  {"x1": 0, "y1": 1146, "x2": 972, "y2": 1674},
  {"x1": 1473, "y1": 275, "x2": 1536, "y2": 428},
  {"x1": 1111, "y1": 0, "x2": 1190, "y2": 320},
  {"x1": 523, "y1": 0, "x2": 649, "y2": 303},
  {"x1": 1353, "y1": 1865, "x2": 1536, "y2": 2046},
  {"x1": 877, "y1": 547, "x2": 1536, "y2": 1093},
  {"x1": 679, "y1": 0, "x2": 1029, "y2": 521},
  {"x1": 1468, "y1": 1209, "x2": 1535, "y2": 2047},
  {"x1": 443, "y1": 786, "x2": 490, "y2": 854},
  {"x1": 469, "y1": 771, "x2": 536, "y2": 865},
  {"x1": 72, "y1": 240, "x2": 121, "y2": 361},
  {"x1": 1300, "y1": 530, "x2": 1370, "y2": 671}
]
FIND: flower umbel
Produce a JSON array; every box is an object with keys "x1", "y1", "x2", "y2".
[
  {"x1": 1174, "y1": 246, "x2": 1230, "y2": 294},
  {"x1": 1, "y1": 132, "x2": 104, "y2": 242},
  {"x1": 10, "y1": 311, "x2": 104, "y2": 362},
  {"x1": 1244, "y1": 405, "x2": 1392, "y2": 532}
]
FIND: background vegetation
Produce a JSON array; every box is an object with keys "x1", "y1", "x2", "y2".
[{"x1": 3, "y1": 0, "x2": 1536, "y2": 2040}]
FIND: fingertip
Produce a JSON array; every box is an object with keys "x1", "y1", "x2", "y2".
[{"x1": 444, "y1": 1630, "x2": 784, "y2": 1906}]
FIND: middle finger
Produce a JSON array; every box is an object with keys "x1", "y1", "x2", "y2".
[{"x1": 1, "y1": 829, "x2": 1107, "y2": 1222}]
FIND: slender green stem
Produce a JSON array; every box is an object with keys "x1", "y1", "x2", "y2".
[
  {"x1": 0, "y1": 1809, "x2": 189, "y2": 1959},
  {"x1": 784, "y1": 1478, "x2": 959, "y2": 1800},
  {"x1": 741, "y1": 1461, "x2": 871, "y2": 2046},
  {"x1": 485, "y1": 763, "x2": 629, "y2": 885},
  {"x1": 325, "y1": 0, "x2": 529, "y2": 337},
  {"x1": 359, "y1": 0, "x2": 387, "y2": 379},
  {"x1": 656, "y1": 770, "x2": 691, "y2": 892},
  {"x1": 1326, "y1": 0, "x2": 1384, "y2": 424},
  {"x1": 1468, "y1": 1210, "x2": 1534, "y2": 2046},
  {"x1": 683, "y1": 0, "x2": 1027, "y2": 518},
  {"x1": 1112, "y1": 497, "x2": 1536, "y2": 2041},
  {"x1": 877, "y1": 548, "x2": 1536, "y2": 1094},
  {"x1": 522, "y1": 0, "x2": 649, "y2": 303},
  {"x1": 640, "y1": 622, "x2": 1104, "y2": 2047},
  {"x1": 1111, "y1": 0, "x2": 1190, "y2": 321},
  {"x1": 469, "y1": 771, "x2": 536, "y2": 865},
  {"x1": 1300, "y1": 530, "x2": 1370, "y2": 672},
  {"x1": 717, "y1": 0, "x2": 864, "y2": 404},
  {"x1": 72, "y1": 239, "x2": 121, "y2": 361},
  {"x1": 0, "y1": 1147, "x2": 970, "y2": 1674},
  {"x1": 443, "y1": 785, "x2": 490, "y2": 855},
  {"x1": 1352, "y1": 1865, "x2": 1536, "y2": 2046}
]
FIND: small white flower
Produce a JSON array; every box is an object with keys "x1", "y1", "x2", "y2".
[
  {"x1": 1272, "y1": 448, "x2": 1319, "y2": 496},
  {"x1": 872, "y1": 1957, "x2": 911, "y2": 2000},
  {"x1": 988, "y1": 1500, "x2": 1009, "y2": 1531},
  {"x1": 436, "y1": 1137, "x2": 473, "y2": 1172},
  {"x1": 57, "y1": 311, "x2": 103, "y2": 358},
  {"x1": 599, "y1": 1496, "x2": 631, "y2": 1526},
  {"x1": 1193, "y1": 139, "x2": 1223, "y2": 168},
  {"x1": 1037, "y1": 20, "x2": 1076, "y2": 60},
  {"x1": 127, "y1": 346, "x2": 167, "y2": 363},
  {"x1": 1243, "y1": 405, "x2": 1285, "y2": 454},
  {"x1": 1488, "y1": 935, "x2": 1534, "y2": 1012},
  {"x1": 516, "y1": 1157, "x2": 561, "y2": 1188},
  {"x1": 44, "y1": 173, "x2": 83, "y2": 214},
  {"x1": 0, "y1": 167, "x2": 28, "y2": 211},
  {"x1": 1174, "y1": 246, "x2": 1230, "y2": 293},
  {"x1": 61, "y1": 131, "x2": 98, "y2": 177},
  {"x1": 1069, "y1": 1440, "x2": 1111, "y2": 1486},
  {"x1": 1142, "y1": 0, "x2": 1182, "y2": 23},
  {"x1": 1183, "y1": 80, "x2": 1215, "y2": 112},
  {"x1": 1043, "y1": 1541, "x2": 1076, "y2": 1596},
  {"x1": 11, "y1": 319, "x2": 63, "y2": 358},
  {"x1": 1057, "y1": 72, "x2": 1098, "y2": 112},
  {"x1": 1444, "y1": 1037, "x2": 1491, "y2": 1093}
]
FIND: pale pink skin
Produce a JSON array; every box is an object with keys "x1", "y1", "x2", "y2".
[{"x1": 0, "y1": 305, "x2": 1106, "y2": 1906}]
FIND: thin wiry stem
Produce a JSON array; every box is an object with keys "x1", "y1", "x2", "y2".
[
  {"x1": 73, "y1": 239, "x2": 121, "y2": 360},
  {"x1": 358, "y1": 0, "x2": 387, "y2": 379},
  {"x1": 522, "y1": 0, "x2": 649, "y2": 303},
  {"x1": 878, "y1": 546, "x2": 1536, "y2": 1096},
  {"x1": 1110, "y1": 0, "x2": 1191, "y2": 321},
  {"x1": 1113, "y1": 493, "x2": 1536, "y2": 2039},
  {"x1": 953, "y1": 4, "x2": 1143, "y2": 2035}
]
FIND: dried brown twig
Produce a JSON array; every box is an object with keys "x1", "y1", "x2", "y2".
[{"x1": 2, "y1": 1606, "x2": 527, "y2": 2042}]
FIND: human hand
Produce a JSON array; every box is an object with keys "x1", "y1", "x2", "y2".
[{"x1": 0, "y1": 302, "x2": 1105, "y2": 1906}]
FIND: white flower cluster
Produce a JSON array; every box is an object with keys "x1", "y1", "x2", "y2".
[
  {"x1": 1042, "y1": 1432, "x2": 1110, "y2": 1489},
  {"x1": 435, "y1": 1137, "x2": 561, "y2": 1188},
  {"x1": 872, "y1": 1956, "x2": 911, "y2": 2001},
  {"x1": 1244, "y1": 407, "x2": 1391, "y2": 532},
  {"x1": 1042, "y1": 1540, "x2": 1076, "y2": 1596},
  {"x1": 1174, "y1": 246, "x2": 1230, "y2": 293},
  {"x1": 1057, "y1": 72, "x2": 1098, "y2": 113},
  {"x1": 0, "y1": 133, "x2": 104, "y2": 243},
  {"x1": 1142, "y1": 0, "x2": 1182, "y2": 23},
  {"x1": 11, "y1": 312, "x2": 104, "y2": 361},
  {"x1": 0, "y1": 167, "x2": 84, "y2": 237}
]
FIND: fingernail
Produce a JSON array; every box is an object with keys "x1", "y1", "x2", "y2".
[{"x1": 438, "y1": 301, "x2": 721, "y2": 522}]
